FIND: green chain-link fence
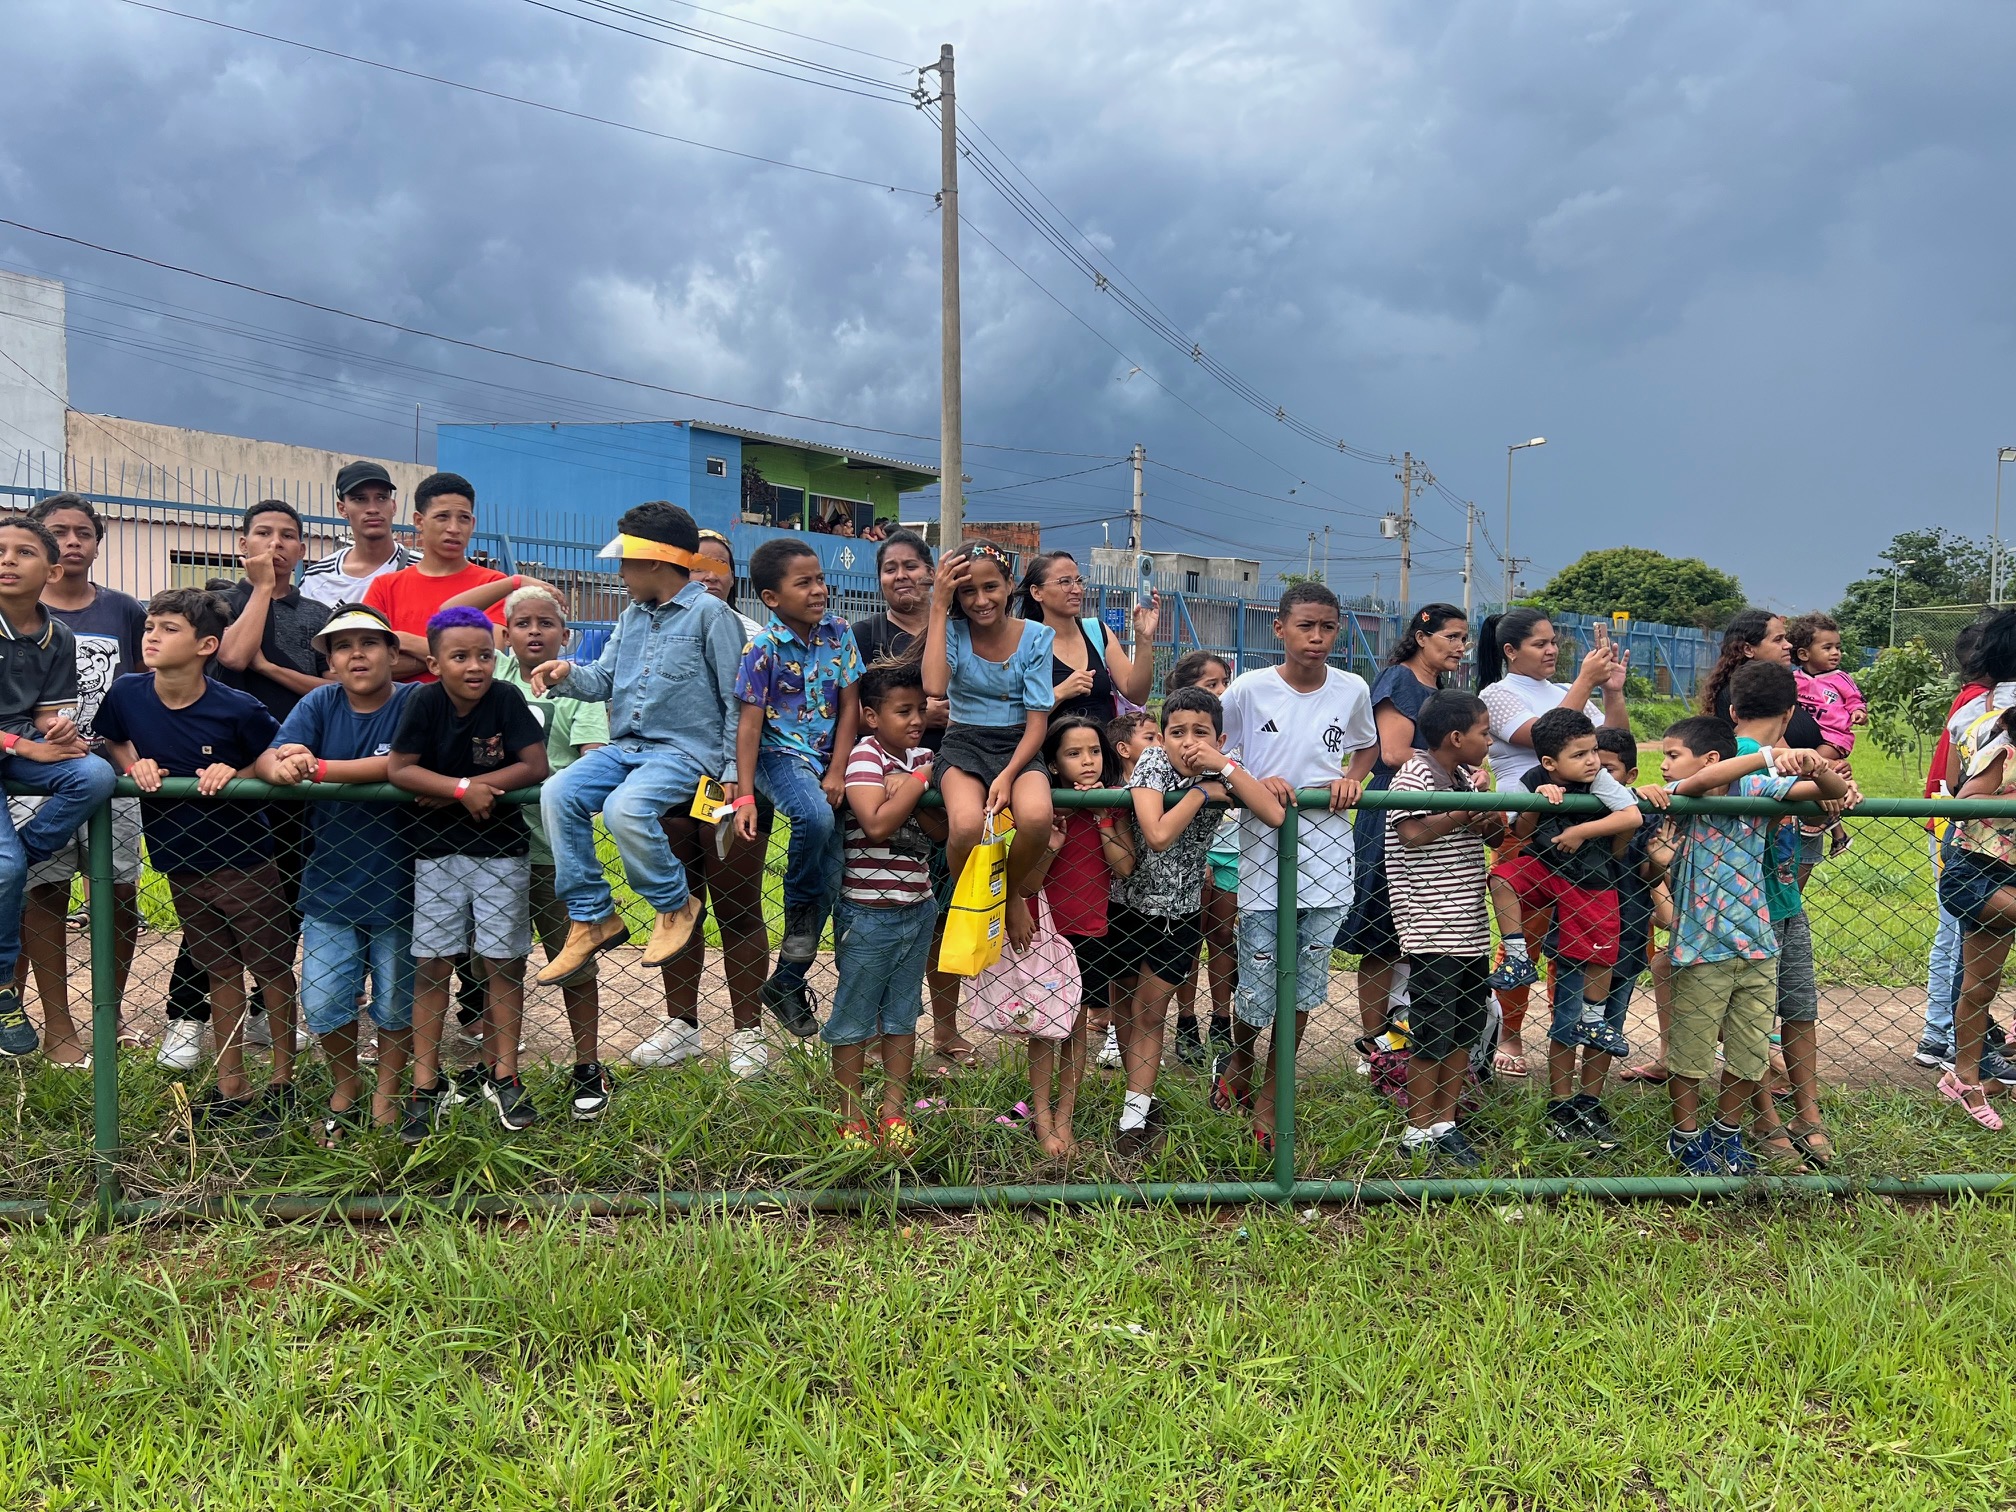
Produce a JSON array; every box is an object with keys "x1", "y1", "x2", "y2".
[{"x1": 3, "y1": 780, "x2": 2015, "y2": 1225}]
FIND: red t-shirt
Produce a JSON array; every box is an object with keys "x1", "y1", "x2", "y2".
[
  {"x1": 363, "y1": 562, "x2": 509, "y2": 682},
  {"x1": 1045, "y1": 810, "x2": 1112, "y2": 938}
]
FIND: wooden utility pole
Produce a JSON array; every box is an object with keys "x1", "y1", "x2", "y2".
[
  {"x1": 932, "y1": 43, "x2": 963, "y2": 548},
  {"x1": 1129, "y1": 443, "x2": 1144, "y2": 551},
  {"x1": 1462, "y1": 500, "x2": 1475, "y2": 619}
]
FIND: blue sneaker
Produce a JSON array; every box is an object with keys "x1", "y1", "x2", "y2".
[
  {"x1": 0, "y1": 988, "x2": 36, "y2": 1058},
  {"x1": 1667, "y1": 1127, "x2": 1724, "y2": 1175},
  {"x1": 1592, "y1": 1021, "x2": 1630, "y2": 1059},
  {"x1": 1979, "y1": 1049, "x2": 2016, "y2": 1087},
  {"x1": 1704, "y1": 1123, "x2": 1758, "y2": 1176},
  {"x1": 1568, "y1": 1016, "x2": 1607, "y2": 1051},
  {"x1": 1487, "y1": 955, "x2": 1540, "y2": 991}
]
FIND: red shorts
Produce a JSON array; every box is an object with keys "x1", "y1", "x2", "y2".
[{"x1": 1489, "y1": 851, "x2": 1619, "y2": 967}]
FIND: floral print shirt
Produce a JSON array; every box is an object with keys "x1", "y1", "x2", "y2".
[{"x1": 733, "y1": 612, "x2": 863, "y2": 765}]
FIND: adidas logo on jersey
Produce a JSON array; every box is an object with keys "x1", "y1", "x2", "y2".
[{"x1": 1259, "y1": 719, "x2": 1280, "y2": 733}]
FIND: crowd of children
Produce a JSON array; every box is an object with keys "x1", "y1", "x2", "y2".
[{"x1": 3, "y1": 473, "x2": 2003, "y2": 1173}]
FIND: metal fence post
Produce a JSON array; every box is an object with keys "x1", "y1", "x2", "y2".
[
  {"x1": 86, "y1": 797, "x2": 120, "y2": 1224},
  {"x1": 1271, "y1": 800, "x2": 1299, "y2": 1199}
]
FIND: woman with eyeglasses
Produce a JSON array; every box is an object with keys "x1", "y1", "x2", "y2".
[{"x1": 1012, "y1": 552, "x2": 1161, "y2": 723}]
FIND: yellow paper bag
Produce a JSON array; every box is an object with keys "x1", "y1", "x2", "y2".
[{"x1": 939, "y1": 815, "x2": 1011, "y2": 975}]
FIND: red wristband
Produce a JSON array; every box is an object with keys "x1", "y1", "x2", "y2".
[
  {"x1": 453, "y1": 777, "x2": 472, "y2": 799},
  {"x1": 510, "y1": 574, "x2": 523, "y2": 591},
  {"x1": 0, "y1": 732, "x2": 18, "y2": 752},
  {"x1": 913, "y1": 766, "x2": 931, "y2": 783},
  {"x1": 314, "y1": 759, "x2": 328, "y2": 784},
  {"x1": 730, "y1": 794, "x2": 756, "y2": 809}
]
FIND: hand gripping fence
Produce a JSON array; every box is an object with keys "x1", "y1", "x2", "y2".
[{"x1": 3, "y1": 778, "x2": 2016, "y2": 1227}]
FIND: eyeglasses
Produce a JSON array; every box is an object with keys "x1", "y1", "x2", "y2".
[{"x1": 1044, "y1": 575, "x2": 1087, "y2": 590}]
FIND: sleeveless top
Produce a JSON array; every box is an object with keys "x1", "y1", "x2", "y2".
[{"x1": 1048, "y1": 619, "x2": 1116, "y2": 723}]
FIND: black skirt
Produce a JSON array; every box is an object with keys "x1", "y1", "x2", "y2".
[{"x1": 934, "y1": 722, "x2": 1048, "y2": 791}]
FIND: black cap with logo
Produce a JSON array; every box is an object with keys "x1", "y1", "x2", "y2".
[{"x1": 335, "y1": 460, "x2": 395, "y2": 499}]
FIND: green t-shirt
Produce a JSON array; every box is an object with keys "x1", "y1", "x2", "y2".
[
  {"x1": 1735, "y1": 736, "x2": 1802, "y2": 921},
  {"x1": 495, "y1": 651, "x2": 611, "y2": 865}
]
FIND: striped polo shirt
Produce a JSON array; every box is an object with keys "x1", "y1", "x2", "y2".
[{"x1": 841, "y1": 735, "x2": 933, "y2": 906}]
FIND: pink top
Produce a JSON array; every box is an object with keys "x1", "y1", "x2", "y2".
[{"x1": 1795, "y1": 668, "x2": 1865, "y2": 754}]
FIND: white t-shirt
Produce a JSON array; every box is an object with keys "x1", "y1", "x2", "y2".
[
  {"x1": 1221, "y1": 664, "x2": 1377, "y2": 911},
  {"x1": 1947, "y1": 681, "x2": 2016, "y2": 745},
  {"x1": 1480, "y1": 674, "x2": 1603, "y2": 789},
  {"x1": 298, "y1": 543, "x2": 419, "y2": 608}
]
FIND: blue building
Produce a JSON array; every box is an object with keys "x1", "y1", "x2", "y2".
[{"x1": 435, "y1": 419, "x2": 939, "y2": 622}]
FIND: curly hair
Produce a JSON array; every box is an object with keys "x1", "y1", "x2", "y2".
[{"x1": 1700, "y1": 609, "x2": 1778, "y2": 716}]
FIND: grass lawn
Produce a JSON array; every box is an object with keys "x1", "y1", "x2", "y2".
[{"x1": 5, "y1": 1202, "x2": 2016, "y2": 1509}]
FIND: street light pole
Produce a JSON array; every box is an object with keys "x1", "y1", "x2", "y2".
[
  {"x1": 1504, "y1": 437, "x2": 1546, "y2": 607},
  {"x1": 1995, "y1": 447, "x2": 2016, "y2": 604},
  {"x1": 1891, "y1": 558, "x2": 1918, "y2": 648}
]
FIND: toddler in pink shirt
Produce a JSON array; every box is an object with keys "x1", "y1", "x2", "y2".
[{"x1": 1789, "y1": 612, "x2": 1864, "y2": 859}]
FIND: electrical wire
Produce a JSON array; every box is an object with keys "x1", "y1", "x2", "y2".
[
  {"x1": 965, "y1": 460, "x2": 1127, "y2": 495},
  {"x1": 106, "y1": 0, "x2": 932, "y2": 197}
]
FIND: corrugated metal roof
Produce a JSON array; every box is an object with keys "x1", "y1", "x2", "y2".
[{"x1": 686, "y1": 421, "x2": 940, "y2": 480}]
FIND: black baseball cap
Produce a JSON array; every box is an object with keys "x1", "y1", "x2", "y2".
[{"x1": 335, "y1": 460, "x2": 395, "y2": 498}]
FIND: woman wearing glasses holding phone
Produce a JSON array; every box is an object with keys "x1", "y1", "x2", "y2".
[{"x1": 1012, "y1": 552, "x2": 1162, "y2": 722}]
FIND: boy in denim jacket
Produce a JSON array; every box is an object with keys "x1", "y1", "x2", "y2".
[{"x1": 530, "y1": 502, "x2": 744, "y2": 979}]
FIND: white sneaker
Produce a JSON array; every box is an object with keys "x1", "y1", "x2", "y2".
[
  {"x1": 156, "y1": 1020, "x2": 206, "y2": 1070},
  {"x1": 294, "y1": 1023, "x2": 313, "y2": 1053},
  {"x1": 628, "y1": 1019, "x2": 703, "y2": 1068},
  {"x1": 1096, "y1": 1024, "x2": 1122, "y2": 1069},
  {"x1": 243, "y1": 1011, "x2": 272, "y2": 1049},
  {"x1": 728, "y1": 1026, "x2": 769, "y2": 1079}
]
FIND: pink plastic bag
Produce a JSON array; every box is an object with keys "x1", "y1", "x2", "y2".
[{"x1": 967, "y1": 895, "x2": 1083, "y2": 1041}]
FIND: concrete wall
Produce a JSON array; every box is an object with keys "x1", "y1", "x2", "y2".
[
  {"x1": 0, "y1": 271, "x2": 68, "y2": 479},
  {"x1": 62, "y1": 414, "x2": 429, "y2": 514}
]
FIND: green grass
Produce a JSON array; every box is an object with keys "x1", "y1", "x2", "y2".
[{"x1": 4, "y1": 1201, "x2": 2016, "y2": 1508}]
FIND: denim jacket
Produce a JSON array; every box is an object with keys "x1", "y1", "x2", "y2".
[{"x1": 554, "y1": 581, "x2": 746, "y2": 781}]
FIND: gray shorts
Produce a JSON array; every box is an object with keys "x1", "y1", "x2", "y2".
[
  {"x1": 411, "y1": 854, "x2": 532, "y2": 961},
  {"x1": 6, "y1": 794, "x2": 142, "y2": 887},
  {"x1": 1773, "y1": 911, "x2": 1818, "y2": 1023}
]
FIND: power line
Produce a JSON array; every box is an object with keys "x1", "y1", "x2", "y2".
[
  {"x1": 965, "y1": 460, "x2": 1127, "y2": 495},
  {"x1": 107, "y1": 0, "x2": 932, "y2": 198}
]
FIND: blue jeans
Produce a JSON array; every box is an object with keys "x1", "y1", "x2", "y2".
[
  {"x1": 1232, "y1": 905, "x2": 1349, "y2": 1030},
  {"x1": 756, "y1": 747, "x2": 842, "y2": 921},
  {"x1": 1548, "y1": 962, "x2": 1636, "y2": 1049},
  {"x1": 1926, "y1": 830, "x2": 1960, "y2": 1045},
  {"x1": 825, "y1": 898, "x2": 937, "y2": 1046},
  {"x1": 301, "y1": 915, "x2": 416, "y2": 1035},
  {"x1": 544, "y1": 742, "x2": 703, "y2": 921},
  {"x1": 0, "y1": 753, "x2": 115, "y2": 982}
]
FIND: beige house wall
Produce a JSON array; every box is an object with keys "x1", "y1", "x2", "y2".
[{"x1": 61, "y1": 414, "x2": 429, "y2": 515}]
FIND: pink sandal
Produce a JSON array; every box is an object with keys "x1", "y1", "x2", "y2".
[{"x1": 1940, "y1": 1071, "x2": 2004, "y2": 1130}]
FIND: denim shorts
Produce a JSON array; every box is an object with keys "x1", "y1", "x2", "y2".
[
  {"x1": 1772, "y1": 911, "x2": 1818, "y2": 1023},
  {"x1": 1548, "y1": 961, "x2": 1636, "y2": 1049},
  {"x1": 1940, "y1": 848, "x2": 2016, "y2": 934},
  {"x1": 1234, "y1": 905, "x2": 1348, "y2": 1030},
  {"x1": 301, "y1": 915, "x2": 416, "y2": 1036},
  {"x1": 826, "y1": 898, "x2": 937, "y2": 1046}
]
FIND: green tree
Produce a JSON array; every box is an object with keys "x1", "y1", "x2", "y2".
[
  {"x1": 1858, "y1": 640, "x2": 1956, "y2": 777},
  {"x1": 1534, "y1": 547, "x2": 1745, "y2": 630},
  {"x1": 1831, "y1": 528, "x2": 1990, "y2": 658}
]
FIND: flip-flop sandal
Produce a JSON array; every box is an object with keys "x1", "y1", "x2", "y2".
[
  {"x1": 1252, "y1": 1123, "x2": 1275, "y2": 1154},
  {"x1": 315, "y1": 1101, "x2": 363, "y2": 1149},
  {"x1": 934, "y1": 1045, "x2": 982, "y2": 1070},
  {"x1": 116, "y1": 1030, "x2": 147, "y2": 1050},
  {"x1": 1786, "y1": 1122, "x2": 1835, "y2": 1168},
  {"x1": 1491, "y1": 1047, "x2": 1530, "y2": 1079},
  {"x1": 1750, "y1": 1125, "x2": 1808, "y2": 1173},
  {"x1": 994, "y1": 1100, "x2": 1033, "y2": 1126},
  {"x1": 1618, "y1": 1063, "x2": 1670, "y2": 1084}
]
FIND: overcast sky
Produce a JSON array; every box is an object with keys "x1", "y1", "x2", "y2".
[{"x1": 4, "y1": 0, "x2": 2012, "y2": 610}]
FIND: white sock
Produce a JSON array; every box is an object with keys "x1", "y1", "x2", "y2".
[
  {"x1": 1580, "y1": 997, "x2": 1606, "y2": 1026},
  {"x1": 1119, "y1": 1091, "x2": 1153, "y2": 1132},
  {"x1": 1503, "y1": 937, "x2": 1530, "y2": 961},
  {"x1": 1429, "y1": 1119, "x2": 1457, "y2": 1138},
  {"x1": 1401, "y1": 1124, "x2": 1436, "y2": 1148}
]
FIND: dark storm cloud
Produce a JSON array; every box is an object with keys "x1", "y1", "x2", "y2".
[{"x1": 3, "y1": 0, "x2": 2012, "y2": 607}]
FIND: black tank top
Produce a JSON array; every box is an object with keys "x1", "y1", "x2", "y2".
[{"x1": 1050, "y1": 620, "x2": 1116, "y2": 723}]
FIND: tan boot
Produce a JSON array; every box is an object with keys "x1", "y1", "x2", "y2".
[
  {"x1": 536, "y1": 916, "x2": 627, "y2": 984},
  {"x1": 641, "y1": 896, "x2": 704, "y2": 966}
]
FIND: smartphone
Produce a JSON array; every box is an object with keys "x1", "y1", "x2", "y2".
[{"x1": 1593, "y1": 622, "x2": 1610, "y2": 652}]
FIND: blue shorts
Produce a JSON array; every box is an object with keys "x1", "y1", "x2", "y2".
[
  {"x1": 301, "y1": 915, "x2": 415, "y2": 1037},
  {"x1": 1233, "y1": 905, "x2": 1348, "y2": 1030},
  {"x1": 1547, "y1": 961, "x2": 1635, "y2": 1049},
  {"x1": 826, "y1": 898, "x2": 937, "y2": 1046},
  {"x1": 1940, "y1": 848, "x2": 2016, "y2": 934}
]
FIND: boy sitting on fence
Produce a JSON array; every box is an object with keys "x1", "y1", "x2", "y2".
[
  {"x1": 734, "y1": 538, "x2": 864, "y2": 1036},
  {"x1": 0, "y1": 513, "x2": 117, "y2": 1061},
  {"x1": 389, "y1": 606, "x2": 550, "y2": 1140},
  {"x1": 98, "y1": 588, "x2": 295, "y2": 1123},
  {"x1": 1649, "y1": 716, "x2": 1844, "y2": 1176},
  {"x1": 530, "y1": 502, "x2": 744, "y2": 994},
  {"x1": 256, "y1": 603, "x2": 416, "y2": 1140}
]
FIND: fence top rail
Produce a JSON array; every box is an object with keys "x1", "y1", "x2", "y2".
[{"x1": 48, "y1": 776, "x2": 2016, "y2": 821}]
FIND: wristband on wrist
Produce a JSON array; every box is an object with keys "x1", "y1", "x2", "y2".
[
  {"x1": 730, "y1": 794, "x2": 757, "y2": 810},
  {"x1": 453, "y1": 777, "x2": 472, "y2": 799},
  {"x1": 913, "y1": 766, "x2": 931, "y2": 783},
  {"x1": 1759, "y1": 745, "x2": 1777, "y2": 775},
  {"x1": 0, "y1": 732, "x2": 18, "y2": 752},
  {"x1": 314, "y1": 759, "x2": 328, "y2": 784},
  {"x1": 510, "y1": 574, "x2": 523, "y2": 591}
]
